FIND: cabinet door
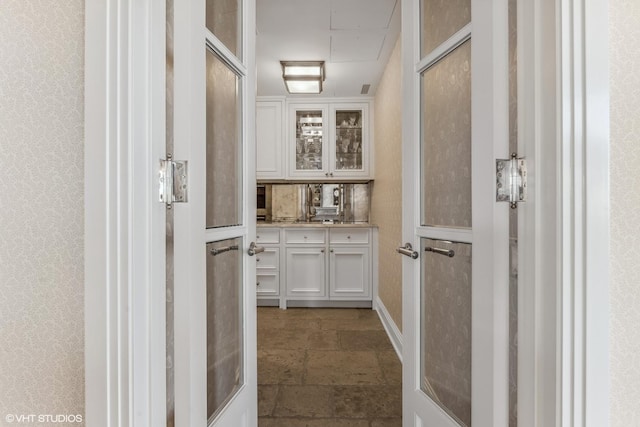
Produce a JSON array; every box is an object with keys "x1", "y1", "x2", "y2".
[
  {"x1": 330, "y1": 103, "x2": 370, "y2": 178},
  {"x1": 288, "y1": 104, "x2": 329, "y2": 178},
  {"x1": 329, "y1": 247, "x2": 370, "y2": 299},
  {"x1": 257, "y1": 272, "x2": 279, "y2": 297},
  {"x1": 285, "y1": 247, "x2": 327, "y2": 298},
  {"x1": 256, "y1": 101, "x2": 284, "y2": 179}
]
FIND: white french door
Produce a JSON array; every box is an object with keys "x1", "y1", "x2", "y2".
[
  {"x1": 401, "y1": 0, "x2": 511, "y2": 426},
  {"x1": 172, "y1": 0, "x2": 257, "y2": 425}
]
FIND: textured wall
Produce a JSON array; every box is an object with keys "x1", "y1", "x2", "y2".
[
  {"x1": 0, "y1": 0, "x2": 85, "y2": 420},
  {"x1": 421, "y1": 40, "x2": 471, "y2": 228},
  {"x1": 371, "y1": 37, "x2": 403, "y2": 331},
  {"x1": 610, "y1": 0, "x2": 640, "y2": 424}
]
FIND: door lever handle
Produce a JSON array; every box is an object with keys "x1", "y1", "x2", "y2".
[
  {"x1": 248, "y1": 242, "x2": 265, "y2": 256},
  {"x1": 425, "y1": 246, "x2": 455, "y2": 258},
  {"x1": 397, "y1": 243, "x2": 419, "y2": 259}
]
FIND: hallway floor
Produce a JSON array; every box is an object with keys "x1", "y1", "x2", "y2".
[{"x1": 257, "y1": 307, "x2": 402, "y2": 427}]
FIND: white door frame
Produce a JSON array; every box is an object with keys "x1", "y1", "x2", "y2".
[
  {"x1": 84, "y1": 0, "x2": 167, "y2": 425},
  {"x1": 512, "y1": 0, "x2": 610, "y2": 425},
  {"x1": 557, "y1": 0, "x2": 610, "y2": 425},
  {"x1": 84, "y1": 0, "x2": 609, "y2": 426}
]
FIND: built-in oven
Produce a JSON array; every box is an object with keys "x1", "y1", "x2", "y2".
[{"x1": 256, "y1": 184, "x2": 272, "y2": 221}]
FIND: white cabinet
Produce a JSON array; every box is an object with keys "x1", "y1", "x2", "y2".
[
  {"x1": 256, "y1": 99, "x2": 285, "y2": 179},
  {"x1": 282, "y1": 227, "x2": 372, "y2": 304},
  {"x1": 330, "y1": 247, "x2": 370, "y2": 299},
  {"x1": 256, "y1": 228, "x2": 281, "y2": 298},
  {"x1": 285, "y1": 247, "x2": 327, "y2": 299},
  {"x1": 288, "y1": 104, "x2": 330, "y2": 179},
  {"x1": 329, "y1": 228, "x2": 371, "y2": 299},
  {"x1": 329, "y1": 104, "x2": 370, "y2": 179},
  {"x1": 287, "y1": 101, "x2": 372, "y2": 180}
]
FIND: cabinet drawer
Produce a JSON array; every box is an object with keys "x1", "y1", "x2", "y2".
[
  {"x1": 256, "y1": 247, "x2": 279, "y2": 270},
  {"x1": 257, "y1": 228, "x2": 280, "y2": 244},
  {"x1": 257, "y1": 272, "x2": 279, "y2": 296},
  {"x1": 285, "y1": 229, "x2": 326, "y2": 245},
  {"x1": 329, "y1": 228, "x2": 369, "y2": 244}
]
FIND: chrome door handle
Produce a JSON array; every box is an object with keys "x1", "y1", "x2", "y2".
[
  {"x1": 248, "y1": 242, "x2": 265, "y2": 256},
  {"x1": 425, "y1": 246, "x2": 455, "y2": 258},
  {"x1": 397, "y1": 243, "x2": 419, "y2": 259}
]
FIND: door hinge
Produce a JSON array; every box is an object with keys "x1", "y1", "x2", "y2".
[
  {"x1": 496, "y1": 153, "x2": 527, "y2": 209},
  {"x1": 159, "y1": 154, "x2": 188, "y2": 209}
]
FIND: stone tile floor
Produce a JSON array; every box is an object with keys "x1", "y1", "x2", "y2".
[{"x1": 258, "y1": 307, "x2": 402, "y2": 427}]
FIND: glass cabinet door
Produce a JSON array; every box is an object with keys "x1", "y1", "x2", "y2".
[
  {"x1": 330, "y1": 103, "x2": 369, "y2": 178},
  {"x1": 288, "y1": 103, "x2": 370, "y2": 179},
  {"x1": 293, "y1": 108, "x2": 326, "y2": 173},
  {"x1": 334, "y1": 109, "x2": 363, "y2": 171}
]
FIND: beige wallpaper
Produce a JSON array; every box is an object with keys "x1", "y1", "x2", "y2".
[
  {"x1": 0, "y1": 0, "x2": 85, "y2": 421},
  {"x1": 371, "y1": 37, "x2": 403, "y2": 331},
  {"x1": 610, "y1": 0, "x2": 640, "y2": 424}
]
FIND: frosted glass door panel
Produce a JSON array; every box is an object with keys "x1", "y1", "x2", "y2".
[
  {"x1": 334, "y1": 110, "x2": 363, "y2": 171},
  {"x1": 206, "y1": 50, "x2": 243, "y2": 228},
  {"x1": 421, "y1": 40, "x2": 471, "y2": 228},
  {"x1": 420, "y1": 0, "x2": 470, "y2": 55},
  {"x1": 206, "y1": 0, "x2": 242, "y2": 58},
  {"x1": 421, "y1": 238, "x2": 472, "y2": 426},
  {"x1": 295, "y1": 110, "x2": 324, "y2": 171},
  {"x1": 206, "y1": 238, "x2": 244, "y2": 420}
]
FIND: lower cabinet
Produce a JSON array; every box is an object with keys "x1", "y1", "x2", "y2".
[
  {"x1": 256, "y1": 230, "x2": 280, "y2": 299},
  {"x1": 285, "y1": 247, "x2": 327, "y2": 298},
  {"x1": 256, "y1": 226, "x2": 373, "y2": 306},
  {"x1": 330, "y1": 247, "x2": 370, "y2": 299}
]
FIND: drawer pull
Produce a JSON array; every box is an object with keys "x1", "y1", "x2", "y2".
[{"x1": 256, "y1": 282, "x2": 261, "y2": 287}]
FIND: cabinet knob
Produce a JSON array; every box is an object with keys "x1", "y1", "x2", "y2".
[
  {"x1": 330, "y1": 249, "x2": 334, "y2": 253},
  {"x1": 321, "y1": 249, "x2": 325, "y2": 253},
  {"x1": 330, "y1": 172, "x2": 334, "y2": 177},
  {"x1": 347, "y1": 235, "x2": 351, "y2": 239},
  {"x1": 325, "y1": 173, "x2": 329, "y2": 177},
  {"x1": 256, "y1": 258, "x2": 260, "y2": 262},
  {"x1": 256, "y1": 282, "x2": 260, "y2": 287}
]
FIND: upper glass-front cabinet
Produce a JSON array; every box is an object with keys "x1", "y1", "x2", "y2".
[
  {"x1": 288, "y1": 102, "x2": 370, "y2": 179},
  {"x1": 294, "y1": 107, "x2": 327, "y2": 173}
]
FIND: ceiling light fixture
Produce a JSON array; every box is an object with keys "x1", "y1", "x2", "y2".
[{"x1": 280, "y1": 61, "x2": 325, "y2": 94}]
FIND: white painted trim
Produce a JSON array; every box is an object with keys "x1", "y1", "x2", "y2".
[
  {"x1": 85, "y1": 0, "x2": 166, "y2": 425},
  {"x1": 375, "y1": 297, "x2": 403, "y2": 363},
  {"x1": 516, "y1": 0, "x2": 562, "y2": 425},
  {"x1": 470, "y1": 1, "x2": 511, "y2": 425},
  {"x1": 371, "y1": 227, "x2": 379, "y2": 313},
  {"x1": 559, "y1": 0, "x2": 611, "y2": 425}
]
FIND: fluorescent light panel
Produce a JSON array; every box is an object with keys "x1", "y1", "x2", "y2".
[{"x1": 281, "y1": 61, "x2": 325, "y2": 94}]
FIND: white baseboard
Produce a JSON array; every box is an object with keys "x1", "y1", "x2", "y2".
[{"x1": 374, "y1": 296, "x2": 403, "y2": 363}]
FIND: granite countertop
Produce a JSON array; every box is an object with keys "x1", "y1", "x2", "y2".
[{"x1": 257, "y1": 221, "x2": 376, "y2": 228}]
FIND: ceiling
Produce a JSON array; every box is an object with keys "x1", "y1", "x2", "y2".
[{"x1": 256, "y1": 0, "x2": 401, "y2": 98}]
